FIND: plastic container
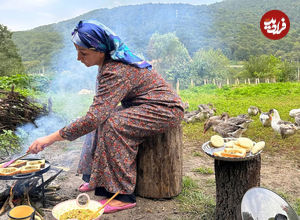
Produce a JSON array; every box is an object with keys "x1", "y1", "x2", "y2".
[{"x1": 7, "y1": 205, "x2": 35, "y2": 220}]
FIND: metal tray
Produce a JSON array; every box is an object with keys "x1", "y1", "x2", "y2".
[
  {"x1": 202, "y1": 137, "x2": 262, "y2": 162},
  {"x1": 0, "y1": 158, "x2": 51, "y2": 180}
]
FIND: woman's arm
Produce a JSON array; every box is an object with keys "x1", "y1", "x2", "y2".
[{"x1": 27, "y1": 130, "x2": 64, "y2": 154}]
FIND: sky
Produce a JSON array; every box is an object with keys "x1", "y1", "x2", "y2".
[{"x1": 0, "y1": 0, "x2": 222, "y2": 31}]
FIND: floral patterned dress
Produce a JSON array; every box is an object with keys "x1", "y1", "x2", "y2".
[{"x1": 59, "y1": 60, "x2": 184, "y2": 194}]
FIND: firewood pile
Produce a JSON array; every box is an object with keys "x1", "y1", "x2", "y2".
[
  {"x1": 184, "y1": 103, "x2": 216, "y2": 123},
  {"x1": 0, "y1": 87, "x2": 48, "y2": 133}
]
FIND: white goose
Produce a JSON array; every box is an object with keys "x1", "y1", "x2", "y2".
[
  {"x1": 259, "y1": 112, "x2": 271, "y2": 127},
  {"x1": 289, "y1": 108, "x2": 300, "y2": 118},
  {"x1": 295, "y1": 113, "x2": 300, "y2": 127},
  {"x1": 269, "y1": 109, "x2": 297, "y2": 139}
]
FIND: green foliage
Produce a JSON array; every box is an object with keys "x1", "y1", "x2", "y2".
[
  {"x1": 0, "y1": 74, "x2": 51, "y2": 93},
  {"x1": 12, "y1": 28, "x2": 63, "y2": 73},
  {"x1": 0, "y1": 24, "x2": 24, "y2": 76},
  {"x1": 176, "y1": 176, "x2": 215, "y2": 219},
  {"x1": 193, "y1": 167, "x2": 214, "y2": 174},
  {"x1": 190, "y1": 49, "x2": 231, "y2": 81},
  {"x1": 240, "y1": 55, "x2": 296, "y2": 81},
  {"x1": 210, "y1": 0, "x2": 300, "y2": 61},
  {"x1": 0, "y1": 74, "x2": 30, "y2": 89},
  {"x1": 8, "y1": 1, "x2": 300, "y2": 84},
  {"x1": 0, "y1": 130, "x2": 22, "y2": 157},
  {"x1": 10, "y1": 1, "x2": 300, "y2": 74},
  {"x1": 217, "y1": 82, "x2": 300, "y2": 97},
  {"x1": 147, "y1": 32, "x2": 191, "y2": 81}
]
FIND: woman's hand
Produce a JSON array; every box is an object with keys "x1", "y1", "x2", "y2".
[
  {"x1": 27, "y1": 136, "x2": 53, "y2": 154},
  {"x1": 27, "y1": 131, "x2": 64, "y2": 154}
]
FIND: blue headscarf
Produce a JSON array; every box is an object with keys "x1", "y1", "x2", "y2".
[{"x1": 72, "y1": 20, "x2": 152, "y2": 70}]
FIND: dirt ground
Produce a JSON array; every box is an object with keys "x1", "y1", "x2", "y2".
[{"x1": 1, "y1": 138, "x2": 299, "y2": 220}]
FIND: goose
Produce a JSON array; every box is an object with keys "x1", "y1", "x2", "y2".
[
  {"x1": 237, "y1": 114, "x2": 251, "y2": 119},
  {"x1": 184, "y1": 110, "x2": 210, "y2": 123},
  {"x1": 289, "y1": 108, "x2": 300, "y2": 118},
  {"x1": 259, "y1": 112, "x2": 271, "y2": 127},
  {"x1": 221, "y1": 112, "x2": 253, "y2": 128},
  {"x1": 294, "y1": 113, "x2": 300, "y2": 127},
  {"x1": 198, "y1": 103, "x2": 216, "y2": 117},
  {"x1": 203, "y1": 117, "x2": 246, "y2": 138},
  {"x1": 184, "y1": 110, "x2": 199, "y2": 123},
  {"x1": 183, "y1": 102, "x2": 189, "y2": 112},
  {"x1": 269, "y1": 109, "x2": 297, "y2": 139},
  {"x1": 248, "y1": 106, "x2": 261, "y2": 116},
  {"x1": 198, "y1": 103, "x2": 214, "y2": 112},
  {"x1": 208, "y1": 114, "x2": 222, "y2": 121}
]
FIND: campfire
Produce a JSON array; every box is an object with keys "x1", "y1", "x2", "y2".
[{"x1": 0, "y1": 162, "x2": 63, "y2": 219}]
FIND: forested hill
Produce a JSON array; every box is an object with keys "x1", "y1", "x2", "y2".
[{"x1": 12, "y1": 0, "x2": 300, "y2": 71}]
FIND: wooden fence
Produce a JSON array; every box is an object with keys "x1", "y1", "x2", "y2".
[{"x1": 174, "y1": 78, "x2": 281, "y2": 94}]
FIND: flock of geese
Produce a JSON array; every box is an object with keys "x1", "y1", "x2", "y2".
[{"x1": 202, "y1": 106, "x2": 300, "y2": 139}]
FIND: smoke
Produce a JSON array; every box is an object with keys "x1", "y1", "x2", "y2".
[{"x1": 16, "y1": 33, "x2": 97, "y2": 148}]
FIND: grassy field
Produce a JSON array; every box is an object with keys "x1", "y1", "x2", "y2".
[
  {"x1": 177, "y1": 82, "x2": 300, "y2": 218},
  {"x1": 180, "y1": 82, "x2": 300, "y2": 161}
]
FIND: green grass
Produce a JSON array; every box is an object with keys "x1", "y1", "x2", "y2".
[
  {"x1": 192, "y1": 151, "x2": 203, "y2": 157},
  {"x1": 192, "y1": 167, "x2": 214, "y2": 174},
  {"x1": 180, "y1": 83, "x2": 300, "y2": 162},
  {"x1": 295, "y1": 198, "x2": 300, "y2": 216},
  {"x1": 205, "y1": 179, "x2": 216, "y2": 186},
  {"x1": 176, "y1": 176, "x2": 215, "y2": 219}
]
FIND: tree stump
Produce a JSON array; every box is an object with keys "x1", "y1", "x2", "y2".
[
  {"x1": 214, "y1": 155, "x2": 261, "y2": 220},
  {"x1": 136, "y1": 125, "x2": 183, "y2": 199}
]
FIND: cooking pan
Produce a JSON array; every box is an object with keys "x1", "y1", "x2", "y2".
[
  {"x1": 52, "y1": 193, "x2": 104, "y2": 220},
  {"x1": 0, "y1": 158, "x2": 51, "y2": 180}
]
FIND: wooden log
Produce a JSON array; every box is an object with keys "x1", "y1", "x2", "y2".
[
  {"x1": 136, "y1": 125, "x2": 183, "y2": 199},
  {"x1": 0, "y1": 197, "x2": 9, "y2": 215},
  {"x1": 214, "y1": 155, "x2": 261, "y2": 220}
]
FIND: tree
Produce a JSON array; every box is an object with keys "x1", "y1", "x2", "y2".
[
  {"x1": 241, "y1": 55, "x2": 296, "y2": 81},
  {"x1": 0, "y1": 24, "x2": 24, "y2": 76},
  {"x1": 147, "y1": 32, "x2": 191, "y2": 82},
  {"x1": 190, "y1": 49, "x2": 231, "y2": 83}
]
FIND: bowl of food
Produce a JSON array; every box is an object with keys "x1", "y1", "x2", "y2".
[{"x1": 52, "y1": 193, "x2": 104, "y2": 220}]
